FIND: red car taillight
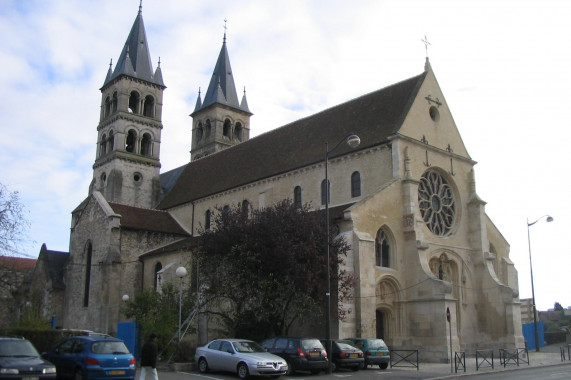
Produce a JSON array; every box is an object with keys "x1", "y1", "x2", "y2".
[
  {"x1": 84, "y1": 357, "x2": 99, "y2": 366},
  {"x1": 130, "y1": 357, "x2": 136, "y2": 366},
  {"x1": 339, "y1": 352, "x2": 347, "y2": 358},
  {"x1": 297, "y1": 348, "x2": 305, "y2": 358}
]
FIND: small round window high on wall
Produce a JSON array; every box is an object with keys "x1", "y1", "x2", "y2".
[{"x1": 418, "y1": 170, "x2": 456, "y2": 236}]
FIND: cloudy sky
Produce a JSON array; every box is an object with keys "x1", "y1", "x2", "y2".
[{"x1": 1, "y1": 0, "x2": 570, "y2": 311}]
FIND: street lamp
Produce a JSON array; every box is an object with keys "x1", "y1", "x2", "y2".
[
  {"x1": 324, "y1": 133, "x2": 360, "y2": 373},
  {"x1": 527, "y1": 215, "x2": 553, "y2": 352},
  {"x1": 176, "y1": 266, "x2": 188, "y2": 342}
]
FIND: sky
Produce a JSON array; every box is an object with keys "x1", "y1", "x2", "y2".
[{"x1": 1, "y1": 0, "x2": 570, "y2": 312}]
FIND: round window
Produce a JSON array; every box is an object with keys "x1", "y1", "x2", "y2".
[{"x1": 418, "y1": 170, "x2": 456, "y2": 236}]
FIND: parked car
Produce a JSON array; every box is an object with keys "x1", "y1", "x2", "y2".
[
  {"x1": 259, "y1": 337, "x2": 328, "y2": 375},
  {"x1": 194, "y1": 339, "x2": 287, "y2": 379},
  {"x1": 345, "y1": 338, "x2": 389, "y2": 369},
  {"x1": 321, "y1": 340, "x2": 363, "y2": 371},
  {"x1": 0, "y1": 337, "x2": 57, "y2": 380},
  {"x1": 42, "y1": 336, "x2": 136, "y2": 380}
]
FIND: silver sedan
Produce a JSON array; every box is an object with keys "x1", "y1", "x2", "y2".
[{"x1": 194, "y1": 339, "x2": 288, "y2": 379}]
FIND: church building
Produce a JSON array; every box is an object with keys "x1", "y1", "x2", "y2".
[{"x1": 44, "y1": 5, "x2": 524, "y2": 361}]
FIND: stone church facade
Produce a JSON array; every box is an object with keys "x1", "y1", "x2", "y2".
[{"x1": 48, "y1": 5, "x2": 523, "y2": 361}]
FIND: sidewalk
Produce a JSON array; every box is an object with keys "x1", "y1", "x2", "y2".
[{"x1": 417, "y1": 343, "x2": 570, "y2": 378}]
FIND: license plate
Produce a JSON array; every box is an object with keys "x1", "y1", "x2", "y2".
[
  {"x1": 309, "y1": 352, "x2": 320, "y2": 356},
  {"x1": 109, "y1": 370, "x2": 125, "y2": 375},
  {"x1": 350, "y1": 353, "x2": 358, "y2": 358},
  {"x1": 376, "y1": 352, "x2": 385, "y2": 356},
  {"x1": 24, "y1": 377, "x2": 39, "y2": 380}
]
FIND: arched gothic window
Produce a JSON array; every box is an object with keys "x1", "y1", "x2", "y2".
[
  {"x1": 141, "y1": 133, "x2": 152, "y2": 156},
  {"x1": 294, "y1": 186, "x2": 302, "y2": 208},
  {"x1": 223, "y1": 119, "x2": 232, "y2": 138},
  {"x1": 351, "y1": 171, "x2": 361, "y2": 198},
  {"x1": 143, "y1": 95, "x2": 154, "y2": 117},
  {"x1": 100, "y1": 133, "x2": 107, "y2": 156},
  {"x1": 235, "y1": 122, "x2": 243, "y2": 141},
  {"x1": 112, "y1": 92, "x2": 118, "y2": 113},
  {"x1": 205, "y1": 210, "x2": 211, "y2": 230},
  {"x1": 197, "y1": 122, "x2": 204, "y2": 141},
  {"x1": 128, "y1": 91, "x2": 140, "y2": 113},
  {"x1": 108, "y1": 130, "x2": 114, "y2": 152},
  {"x1": 375, "y1": 229, "x2": 390, "y2": 267},
  {"x1": 125, "y1": 130, "x2": 137, "y2": 153},
  {"x1": 83, "y1": 242, "x2": 92, "y2": 307},
  {"x1": 154, "y1": 262, "x2": 162, "y2": 291},
  {"x1": 104, "y1": 96, "x2": 111, "y2": 118},
  {"x1": 205, "y1": 119, "x2": 211, "y2": 137},
  {"x1": 242, "y1": 200, "x2": 250, "y2": 218},
  {"x1": 321, "y1": 179, "x2": 330, "y2": 206}
]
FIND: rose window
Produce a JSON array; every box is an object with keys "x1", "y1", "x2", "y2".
[{"x1": 418, "y1": 170, "x2": 456, "y2": 236}]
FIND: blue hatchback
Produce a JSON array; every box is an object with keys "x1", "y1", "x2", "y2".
[{"x1": 43, "y1": 336, "x2": 136, "y2": 380}]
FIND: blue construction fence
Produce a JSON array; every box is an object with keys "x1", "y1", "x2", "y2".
[{"x1": 522, "y1": 321, "x2": 544, "y2": 350}]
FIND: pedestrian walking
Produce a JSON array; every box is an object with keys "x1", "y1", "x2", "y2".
[{"x1": 138, "y1": 333, "x2": 159, "y2": 380}]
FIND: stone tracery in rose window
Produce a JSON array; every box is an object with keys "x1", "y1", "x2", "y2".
[{"x1": 418, "y1": 170, "x2": 456, "y2": 236}]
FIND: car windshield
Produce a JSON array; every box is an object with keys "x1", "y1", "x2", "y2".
[
  {"x1": 301, "y1": 339, "x2": 324, "y2": 350},
  {"x1": 0, "y1": 340, "x2": 39, "y2": 357},
  {"x1": 337, "y1": 341, "x2": 358, "y2": 350},
  {"x1": 367, "y1": 339, "x2": 388, "y2": 349},
  {"x1": 232, "y1": 341, "x2": 265, "y2": 353},
  {"x1": 91, "y1": 341, "x2": 130, "y2": 354}
]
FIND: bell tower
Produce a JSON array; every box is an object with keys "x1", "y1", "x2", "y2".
[
  {"x1": 92, "y1": 4, "x2": 166, "y2": 208},
  {"x1": 190, "y1": 32, "x2": 252, "y2": 161}
]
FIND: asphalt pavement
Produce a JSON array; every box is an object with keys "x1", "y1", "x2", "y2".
[{"x1": 148, "y1": 343, "x2": 571, "y2": 379}]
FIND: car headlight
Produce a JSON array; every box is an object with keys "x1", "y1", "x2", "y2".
[
  {"x1": 43, "y1": 367, "x2": 57, "y2": 374},
  {"x1": 0, "y1": 368, "x2": 19, "y2": 375}
]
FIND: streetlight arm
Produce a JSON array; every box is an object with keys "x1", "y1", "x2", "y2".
[
  {"x1": 326, "y1": 133, "x2": 360, "y2": 157},
  {"x1": 527, "y1": 215, "x2": 553, "y2": 227}
]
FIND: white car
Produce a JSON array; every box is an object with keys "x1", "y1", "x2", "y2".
[{"x1": 194, "y1": 339, "x2": 288, "y2": 379}]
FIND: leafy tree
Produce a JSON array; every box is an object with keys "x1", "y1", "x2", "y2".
[
  {"x1": 195, "y1": 199, "x2": 356, "y2": 340},
  {"x1": 554, "y1": 302, "x2": 564, "y2": 311},
  {"x1": 121, "y1": 282, "x2": 195, "y2": 360},
  {"x1": 0, "y1": 182, "x2": 30, "y2": 256}
]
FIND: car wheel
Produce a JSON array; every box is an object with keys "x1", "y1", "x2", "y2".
[
  {"x1": 379, "y1": 363, "x2": 389, "y2": 370},
  {"x1": 285, "y1": 362, "x2": 294, "y2": 376},
  {"x1": 198, "y1": 358, "x2": 209, "y2": 373},
  {"x1": 237, "y1": 363, "x2": 249, "y2": 379},
  {"x1": 74, "y1": 369, "x2": 84, "y2": 380}
]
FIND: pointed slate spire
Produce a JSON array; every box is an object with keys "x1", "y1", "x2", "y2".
[
  {"x1": 103, "y1": 59, "x2": 113, "y2": 86},
  {"x1": 104, "y1": 4, "x2": 163, "y2": 87},
  {"x1": 154, "y1": 57, "x2": 164, "y2": 86},
  {"x1": 240, "y1": 87, "x2": 250, "y2": 113},
  {"x1": 201, "y1": 34, "x2": 240, "y2": 109},
  {"x1": 193, "y1": 88, "x2": 202, "y2": 113}
]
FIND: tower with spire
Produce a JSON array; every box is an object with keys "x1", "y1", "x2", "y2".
[
  {"x1": 92, "y1": 3, "x2": 166, "y2": 208},
  {"x1": 190, "y1": 30, "x2": 252, "y2": 161}
]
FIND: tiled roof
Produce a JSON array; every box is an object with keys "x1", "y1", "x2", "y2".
[
  {"x1": 108, "y1": 202, "x2": 189, "y2": 236},
  {"x1": 0, "y1": 256, "x2": 36, "y2": 271},
  {"x1": 158, "y1": 72, "x2": 426, "y2": 210}
]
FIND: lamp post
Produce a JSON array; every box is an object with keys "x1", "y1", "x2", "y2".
[
  {"x1": 527, "y1": 215, "x2": 553, "y2": 352},
  {"x1": 324, "y1": 133, "x2": 360, "y2": 373},
  {"x1": 176, "y1": 266, "x2": 188, "y2": 342}
]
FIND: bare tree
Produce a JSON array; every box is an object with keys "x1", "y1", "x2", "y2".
[{"x1": 0, "y1": 182, "x2": 30, "y2": 256}]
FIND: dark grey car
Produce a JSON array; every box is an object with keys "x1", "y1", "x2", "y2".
[{"x1": 0, "y1": 337, "x2": 57, "y2": 380}]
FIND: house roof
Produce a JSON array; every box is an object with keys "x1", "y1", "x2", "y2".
[
  {"x1": 108, "y1": 202, "x2": 189, "y2": 236},
  {"x1": 0, "y1": 256, "x2": 36, "y2": 271},
  {"x1": 158, "y1": 71, "x2": 427, "y2": 210}
]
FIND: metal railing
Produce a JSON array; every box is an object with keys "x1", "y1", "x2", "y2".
[
  {"x1": 454, "y1": 351, "x2": 466, "y2": 373},
  {"x1": 390, "y1": 350, "x2": 419, "y2": 370},
  {"x1": 476, "y1": 349, "x2": 494, "y2": 370}
]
